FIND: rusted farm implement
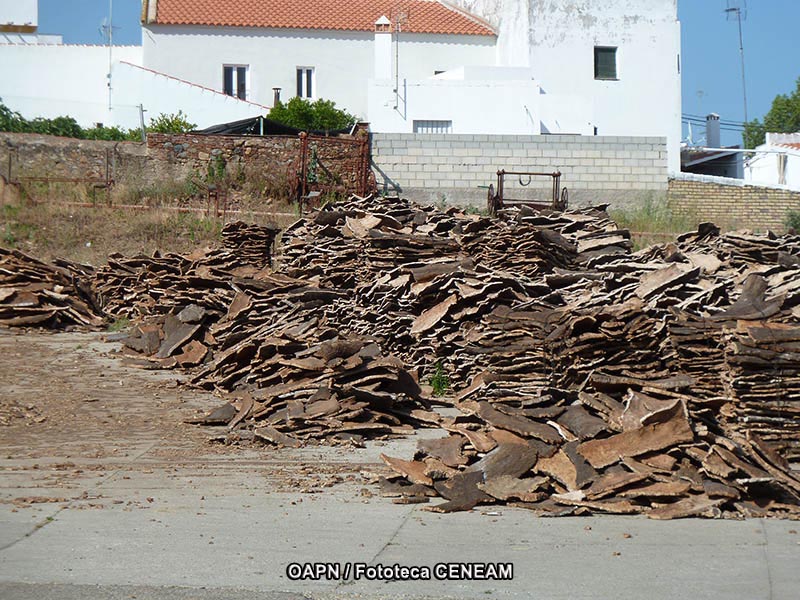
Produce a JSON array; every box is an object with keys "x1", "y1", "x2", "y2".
[{"x1": 487, "y1": 169, "x2": 568, "y2": 216}]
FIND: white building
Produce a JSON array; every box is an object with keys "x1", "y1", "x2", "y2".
[
  {"x1": 745, "y1": 133, "x2": 800, "y2": 191},
  {"x1": 450, "y1": 0, "x2": 682, "y2": 172},
  {"x1": 140, "y1": 0, "x2": 499, "y2": 121},
  {"x1": 1, "y1": 0, "x2": 682, "y2": 171},
  {"x1": 0, "y1": 0, "x2": 59, "y2": 43}
]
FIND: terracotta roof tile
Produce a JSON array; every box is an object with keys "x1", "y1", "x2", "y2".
[
  {"x1": 778, "y1": 143, "x2": 800, "y2": 151},
  {"x1": 154, "y1": 0, "x2": 495, "y2": 36}
]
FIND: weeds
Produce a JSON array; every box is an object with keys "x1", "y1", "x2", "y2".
[
  {"x1": 785, "y1": 209, "x2": 800, "y2": 232},
  {"x1": 429, "y1": 362, "x2": 451, "y2": 397},
  {"x1": 610, "y1": 195, "x2": 695, "y2": 250},
  {"x1": 107, "y1": 317, "x2": 131, "y2": 333},
  {"x1": 464, "y1": 205, "x2": 489, "y2": 216}
]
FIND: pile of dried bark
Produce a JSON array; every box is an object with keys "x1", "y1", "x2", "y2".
[
  {"x1": 190, "y1": 335, "x2": 437, "y2": 446},
  {"x1": 221, "y1": 221, "x2": 280, "y2": 268},
  {"x1": 4, "y1": 195, "x2": 799, "y2": 519},
  {"x1": 380, "y1": 392, "x2": 800, "y2": 519},
  {"x1": 0, "y1": 247, "x2": 103, "y2": 328}
]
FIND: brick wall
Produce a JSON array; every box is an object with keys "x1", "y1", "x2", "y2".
[
  {"x1": 371, "y1": 133, "x2": 668, "y2": 208},
  {"x1": 668, "y1": 173, "x2": 800, "y2": 232}
]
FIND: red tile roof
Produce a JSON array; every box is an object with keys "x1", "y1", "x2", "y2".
[
  {"x1": 778, "y1": 143, "x2": 800, "y2": 151},
  {"x1": 153, "y1": 0, "x2": 495, "y2": 36}
]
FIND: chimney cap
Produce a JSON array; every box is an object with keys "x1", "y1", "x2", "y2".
[
  {"x1": 375, "y1": 15, "x2": 391, "y2": 31},
  {"x1": 706, "y1": 113, "x2": 720, "y2": 120},
  {"x1": 375, "y1": 15, "x2": 391, "y2": 26}
]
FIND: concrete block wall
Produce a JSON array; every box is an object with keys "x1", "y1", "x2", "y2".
[
  {"x1": 371, "y1": 133, "x2": 669, "y2": 208},
  {"x1": 668, "y1": 173, "x2": 800, "y2": 232}
]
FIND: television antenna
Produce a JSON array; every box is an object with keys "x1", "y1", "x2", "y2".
[
  {"x1": 391, "y1": 7, "x2": 409, "y2": 111},
  {"x1": 725, "y1": 0, "x2": 748, "y2": 123},
  {"x1": 99, "y1": 1, "x2": 119, "y2": 112}
]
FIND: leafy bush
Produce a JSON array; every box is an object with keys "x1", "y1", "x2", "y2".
[
  {"x1": 147, "y1": 110, "x2": 196, "y2": 134},
  {"x1": 0, "y1": 98, "x2": 196, "y2": 140},
  {"x1": 268, "y1": 97, "x2": 356, "y2": 132}
]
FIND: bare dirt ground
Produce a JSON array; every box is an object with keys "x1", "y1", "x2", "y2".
[{"x1": 0, "y1": 329, "x2": 392, "y2": 513}]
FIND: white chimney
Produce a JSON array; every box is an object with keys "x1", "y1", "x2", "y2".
[
  {"x1": 374, "y1": 16, "x2": 392, "y2": 80},
  {"x1": 706, "y1": 113, "x2": 721, "y2": 148}
]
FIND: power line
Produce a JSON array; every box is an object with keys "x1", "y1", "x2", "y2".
[{"x1": 682, "y1": 113, "x2": 746, "y2": 126}]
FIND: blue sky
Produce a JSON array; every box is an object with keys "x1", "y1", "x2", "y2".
[{"x1": 39, "y1": 0, "x2": 800, "y2": 146}]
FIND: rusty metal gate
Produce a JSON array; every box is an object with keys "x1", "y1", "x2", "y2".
[{"x1": 296, "y1": 132, "x2": 372, "y2": 210}]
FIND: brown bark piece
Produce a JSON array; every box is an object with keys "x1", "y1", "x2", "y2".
[
  {"x1": 462, "y1": 400, "x2": 562, "y2": 444},
  {"x1": 410, "y1": 295, "x2": 457, "y2": 335},
  {"x1": 254, "y1": 426, "x2": 302, "y2": 448},
  {"x1": 577, "y1": 400, "x2": 694, "y2": 468},
  {"x1": 647, "y1": 495, "x2": 725, "y2": 520},
  {"x1": 417, "y1": 435, "x2": 467, "y2": 467},
  {"x1": 478, "y1": 476, "x2": 548, "y2": 502},
  {"x1": 380, "y1": 454, "x2": 434, "y2": 486}
]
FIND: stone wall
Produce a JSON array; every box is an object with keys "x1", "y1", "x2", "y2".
[
  {"x1": 668, "y1": 173, "x2": 800, "y2": 232},
  {"x1": 0, "y1": 131, "x2": 369, "y2": 201},
  {"x1": 371, "y1": 133, "x2": 669, "y2": 208},
  {"x1": 0, "y1": 133, "x2": 148, "y2": 184}
]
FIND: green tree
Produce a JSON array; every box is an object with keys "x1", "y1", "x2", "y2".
[
  {"x1": 267, "y1": 97, "x2": 356, "y2": 132},
  {"x1": 743, "y1": 77, "x2": 800, "y2": 148},
  {"x1": 147, "y1": 110, "x2": 196, "y2": 134}
]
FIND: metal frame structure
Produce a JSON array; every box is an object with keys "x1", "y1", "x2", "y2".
[
  {"x1": 487, "y1": 169, "x2": 568, "y2": 216},
  {"x1": 297, "y1": 132, "x2": 371, "y2": 211}
]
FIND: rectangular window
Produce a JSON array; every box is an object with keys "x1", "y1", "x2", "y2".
[
  {"x1": 296, "y1": 67, "x2": 314, "y2": 99},
  {"x1": 594, "y1": 47, "x2": 617, "y2": 80},
  {"x1": 413, "y1": 120, "x2": 452, "y2": 134},
  {"x1": 223, "y1": 65, "x2": 248, "y2": 100}
]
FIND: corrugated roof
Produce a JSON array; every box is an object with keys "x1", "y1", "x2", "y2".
[{"x1": 153, "y1": 0, "x2": 495, "y2": 36}]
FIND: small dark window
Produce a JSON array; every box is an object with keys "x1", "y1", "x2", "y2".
[
  {"x1": 223, "y1": 67, "x2": 234, "y2": 96},
  {"x1": 594, "y1": 47, "x2": 617, "y2": 80},
  {"x1": 236, "y1": 67, "x2": 247, "y2": 99},
  {"x1": 223, "y1": 65, "x2": 248, "y2": 99},
  {"x1": 296, "y1": 67, "x2": 314, "y2": 99}
]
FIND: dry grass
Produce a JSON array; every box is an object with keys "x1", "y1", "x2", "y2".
[
  {"x1": 610, "y1": 196, "x2": 697, "y2": 251},
  {"x1": 1, "y1": 197, "x2": 298, "y2": 266}
]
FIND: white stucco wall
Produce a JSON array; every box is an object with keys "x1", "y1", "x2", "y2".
[
  {"x1": 0, "y1": 44, "x2": 142, "y2": 126},
  {"x1": 0, "y1": 0, "x2": 37, "y2": 27},
  {"x1": 112, "y1": 62, "x2": 268, "y2": 130},
  {"x1": 368, "y1": 75, "x2": 541, "y2": 135},
  {"x1": 745, "y1": 151, "x2": 800, "y2": 191},
  {"x1": 142, "y1": 25, "x2": 497, "y2": 119},
  {"x1": 0, "y1": 43, "x2": 268, "y2": 130},
  {"x1": 452, "y1": 0, "x2": 682, "y2": 173}
]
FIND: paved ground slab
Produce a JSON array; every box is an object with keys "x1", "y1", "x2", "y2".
[{"x1": 1, "y1": 331, "x2": 799, "y2": 599}]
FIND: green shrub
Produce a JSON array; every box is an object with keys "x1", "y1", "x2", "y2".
[
  {"x1": 0, "y1": 99, "x2": 196, "y2": 140},
  {"x1": 785, "y1": 210, "x2": 800, "y2": 231},
  {"x1": 268, "y1": 97, "x2": 356, "y2": 132},
  {"x1": 147, "y1": 110, "x2": 196, "y2": 134}
]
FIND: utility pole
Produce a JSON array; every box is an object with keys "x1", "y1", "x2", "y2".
[{"x1": 725, "y1": 2, "x2": 748, "y2": 123}]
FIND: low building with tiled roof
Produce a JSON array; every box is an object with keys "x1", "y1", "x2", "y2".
[
  {"x1": 141, "y1": 0, "x2": 497, "y2": 119},
  {"x1": 746, "y1": 132, "x2": 800, "y2": 191}
]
